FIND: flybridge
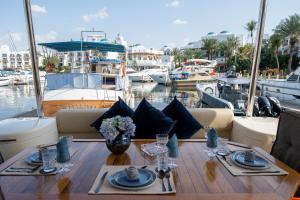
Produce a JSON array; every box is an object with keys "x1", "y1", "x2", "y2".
[{"x1": 38, "y1": 41, "x2": 126, "y2": 53}]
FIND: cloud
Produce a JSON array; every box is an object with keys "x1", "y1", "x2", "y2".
[
  {"x1": 82, "y1": 7, "x2": 109, "y2": 22},
  {"x1": 72, "y1": 27, "x2": 86, "y2": 33},
  {"x1": 166, "y1": 0, "x2": 181, "y2": 7},
  {"x1": 173, "y1": 19, "x2": 188, "y2": 25},
  {"x1": 36, "y1": 31, "x2": 58, "y2": 42},
  {"x1": 31, "y1": 4, "x2": 47, "y2": 14}
]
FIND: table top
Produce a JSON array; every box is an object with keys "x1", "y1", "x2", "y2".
[{"x1": 0, "y1": 140, "x2": 299, "y2": 200}]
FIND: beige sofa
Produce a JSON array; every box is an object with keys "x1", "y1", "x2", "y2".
[
  {"x1": 56, "y1": 108, "x2": 278, "y2": 152},
  {"x1": 0, "y1": 108, "x2": 279, "y2": 161},
  {"x1": 56, "y1": 108, "x2": 234, "y2": 139}
]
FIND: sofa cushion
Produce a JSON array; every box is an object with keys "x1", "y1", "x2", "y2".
[
  {"x1": 163, "y1": 97, "x2": 203, "y2": 139},
  {"x1": 90, "y1": 97, "x2": 134, "y2": 131},
  {"x1": 133, "y1": 98, "x2": 175, "y2": 139}
]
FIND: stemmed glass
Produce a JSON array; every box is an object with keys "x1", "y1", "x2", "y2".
[
  {"x1": 156, "y1": 134, "x2": 169, "y2": 147},
  {"x1": 156, "y1": 133, "x2": 178, "y2": 169},
  {"x1": 156, "y1": 133, "x2": 169, "y2": 171}
]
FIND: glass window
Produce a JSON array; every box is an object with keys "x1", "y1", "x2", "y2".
[{"x1": 287, "y1": 74, "x2": 299, "y2": 82}]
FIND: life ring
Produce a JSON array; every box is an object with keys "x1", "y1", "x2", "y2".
[{"x1": 204, "y1": 87, "x2": 214, "y2": 94}]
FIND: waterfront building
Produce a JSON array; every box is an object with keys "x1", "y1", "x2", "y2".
[
  {"x1": 181, "y1": 31, "x2": 244, "y2": 65},
  {"x1": 0, "y1": 45, "x2": 33, "y2": 70},
  {"x1": 278, "y1": 36, "x2": 300, "y2": 58},
  {"x1": 127, "y1": 44, "x2": 166, "y2": 71}
]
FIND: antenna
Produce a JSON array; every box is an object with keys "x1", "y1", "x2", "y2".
[{"x1": 8, "y1": 32, "x2": 18, "y2": 52}]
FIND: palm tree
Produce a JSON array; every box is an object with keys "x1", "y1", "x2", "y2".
[
  {"x1": 269, "y1": 34, "x2": 282, "y2": 70},
  {"x1": 218, "y1": 41, "x2": 228, "y2": 66},
  {"x1": 245, "y1": 20, "x2": 257, "y2": 46},
  {"x1": 183, "y1": 49, "x2": 195, "y2": 60},
  {"x1": 217, "y1": 37, "x2": 240, "y2": 68},
  {"x1": 274, "y1": 14, "x2": 300, "y2": 73},
  {"x1": 201, "y1": 38, "x2": 218, "y2": 60},
  {"x1": 171, "y1": 48, "x2": 180, "y2": 67},
  {"x1": 226, "y1": 36, "x2": 240, "y2": 60}
]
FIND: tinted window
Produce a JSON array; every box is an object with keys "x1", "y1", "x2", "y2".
[{"x1": 287, "y1": 74, "x2": 299, "y2": 82}]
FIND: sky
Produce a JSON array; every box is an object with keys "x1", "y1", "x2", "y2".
[{"x1": 0, "y1": 0, "x2": 299, "y2": 51}]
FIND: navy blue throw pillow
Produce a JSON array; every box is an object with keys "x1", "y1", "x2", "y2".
[
  {"x1": 90, "y1": 97, "x2": 134, "y2": 131},
  {"x1": 163, "y1": 96, "x2": 203, "y2": 139},
  {"x1": 133, "y1": 98, "x2": 175, "y2": 139}
]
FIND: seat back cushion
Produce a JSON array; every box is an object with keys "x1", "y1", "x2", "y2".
[
  {"x1": 90, "y1": 97, "x2": 134, "y2": 131},
  {"x1": 188, "y1": 108, "x2": 234, "y2": 139},
  {"x1": 271, "y1": 109, "x2": 300, "y2": 172},
  {"x1": 133, "y1": 98, "x2": 175, "y2": 139},
  {"x1": 163, "y1": 97, "x2": 203, "y2": 139},
  {"x1": 56, "y1": 109, "x2": 107, "y2": 138}
]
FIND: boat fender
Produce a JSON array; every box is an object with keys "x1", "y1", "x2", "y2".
[
  {"x1": 257, "y1": 96, "x2": 272, "y2": 117},
  {"x1": 267, "y1": 96, "x2": 282, "y2": 117}
]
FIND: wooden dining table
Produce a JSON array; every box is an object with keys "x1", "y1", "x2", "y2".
[{"x1": 0, "y1": 140, "x2": 299, "y2": 200}]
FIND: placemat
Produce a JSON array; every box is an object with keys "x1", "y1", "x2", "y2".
[
  {"x1": 0, "y1": 148, "x2": 77, "y2": 176},
  {"x1": 88, "y1": 165, "x2": 176, "y2": 195},
  {"x1": 217, "y1": 151, "x2": 288, "y2": 176}
]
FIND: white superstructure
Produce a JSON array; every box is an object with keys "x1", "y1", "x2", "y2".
[{"x1": 181, "y1": 31, "x2": 244, "y2": 65}]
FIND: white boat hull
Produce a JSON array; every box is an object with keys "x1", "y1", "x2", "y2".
[
  {"x1": 149, "y1": 73, "x2": 171, "y2": 85},
  {"x1": 259, "y1": 80, "x2": 300, "y2": 106},
  {"x1": 128, "y1": 74, "x2": 152, "y2": 82},
  {"x1": 0, "y1": 78, "x2": 12, "y2": 86}
]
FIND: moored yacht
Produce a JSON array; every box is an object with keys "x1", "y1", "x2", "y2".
[
  {"x1": 259, "y1": 67, "x2": 300, "y2": 106},
  {"x1": 0, "y1": 77, "x2": 12, "y2": 86}
]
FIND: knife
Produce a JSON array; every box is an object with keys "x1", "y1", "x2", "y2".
[
  {"x1": 94, "y1": 171, "x2": 108, "y2": 193},
  {"x1": 242, "y1": 170, "x2": 280, "y2": 174}
]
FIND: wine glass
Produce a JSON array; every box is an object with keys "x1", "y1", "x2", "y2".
[{"x1": 156, "y1": 133, "x2": 169, "y2": 147}]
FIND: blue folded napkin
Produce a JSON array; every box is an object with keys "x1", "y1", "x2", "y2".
[
  {"x1": 56, "y1": 136, "x2": 70, "y2": 163},
  {"x1": 206, "y1": 128, "x2": 218, "y2": 148},
  {"x1": 167, "y1": 134, "x2": 179, "y2": 158}
]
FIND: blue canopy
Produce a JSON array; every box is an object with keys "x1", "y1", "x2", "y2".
[{"x1": 39, "y1": 41, "x2": 125, "y2": 53}]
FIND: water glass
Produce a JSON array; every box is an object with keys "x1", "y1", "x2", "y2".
[
  {"x1": 216, "y1": 138, "x2": 229, "y2": 156},
  {"x1": 167, "y1": 135, "x2": 179, "y2": 169},
  {"x1": 205, "y1": 128, "x2": 218, "y2": 159},
  {"x1": 156, "y1": 146, "x2": 169, "y2": 172},
  {"x1": 156, "y1": 134, "x2": 169, "y2": 147},
  {"x1": 41, "y1": 147, "x2": 56, "y2": 173},
  {"x1": 65, "y1": 135, "x2": 74, "y2": 168}
]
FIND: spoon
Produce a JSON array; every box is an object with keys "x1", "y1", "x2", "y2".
[{"x1": 158, "y1": 170, "x2": 166, "y2": 192}]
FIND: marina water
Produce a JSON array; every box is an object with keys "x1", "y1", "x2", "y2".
[{"x1": 0, "y1": 82, "x2": 200, "y2": 120}]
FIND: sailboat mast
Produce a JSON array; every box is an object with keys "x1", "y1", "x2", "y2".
[{"x1": 246, "y1": 0, "x2": 267, "y2": 117}]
